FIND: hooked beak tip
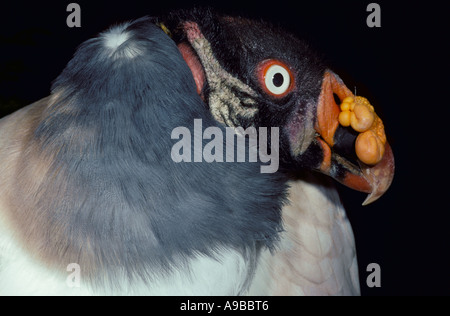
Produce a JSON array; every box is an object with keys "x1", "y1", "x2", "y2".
[{"x1": 361, "y1": 142, "x2": 395, "y2": 205}]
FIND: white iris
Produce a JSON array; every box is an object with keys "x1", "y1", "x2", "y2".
[{"x1": 264, "y1": 64, "x2": 290, "y2": 95}]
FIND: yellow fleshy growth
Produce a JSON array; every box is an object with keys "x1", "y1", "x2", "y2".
[
  {"x1": 338, "y1": 111, "x2": 351, "y2": 127},
  {"x1": 339, "y1": 96, "x2": 375, "y2": 132},
  {"x1": 356, "y1": 129, "x2": 386, "y2": 166},
  {"x1": 338, "y1": 96, "x2": 387, "y2": 165},
  {"x1": 340, "y1": 102, "x2": 351, "y2": 112}
]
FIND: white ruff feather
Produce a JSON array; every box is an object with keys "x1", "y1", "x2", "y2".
[
  {"x1": 0, "y1": 207, "x2": 252, "y2": 296},
  {"x1": 247, "y1": 177, "x2": 360, "y2": 296}
]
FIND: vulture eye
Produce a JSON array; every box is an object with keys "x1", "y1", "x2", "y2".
[{"x1": 258, "y1": 60, "x2": 294, "y2": 98}]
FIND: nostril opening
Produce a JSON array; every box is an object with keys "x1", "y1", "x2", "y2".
[{"x1": 333, "y1": 93, "x2": 341, "y2": 106}]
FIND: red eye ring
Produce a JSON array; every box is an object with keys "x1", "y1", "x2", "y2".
[{"x1": 257, "y1": 59, "x2": 294, "y2": 98}]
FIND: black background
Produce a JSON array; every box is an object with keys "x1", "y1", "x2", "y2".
[{"x1": 0, "y1": 0, "x2": 448, "y2": 296}]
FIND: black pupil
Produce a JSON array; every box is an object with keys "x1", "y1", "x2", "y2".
[{"x1": 272, "y1": 73, "x2": 284, "y2": 87}]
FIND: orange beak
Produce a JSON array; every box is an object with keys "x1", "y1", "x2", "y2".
[{"x1": 314, "y1": 71, "x2": 395, "y2": 205}]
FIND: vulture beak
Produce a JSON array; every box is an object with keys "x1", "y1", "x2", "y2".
[{"x1": 311, "y1": 71, "x2": 395, "y2": 205}]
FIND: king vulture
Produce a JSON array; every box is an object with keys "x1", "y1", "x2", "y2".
[{"x1": 0, "y1": 9, "x2": 394, "y2": 295}]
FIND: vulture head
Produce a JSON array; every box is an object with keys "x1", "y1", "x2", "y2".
[{"x1": 162, "y1": 9, "x2": 394, "y2": 205}]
